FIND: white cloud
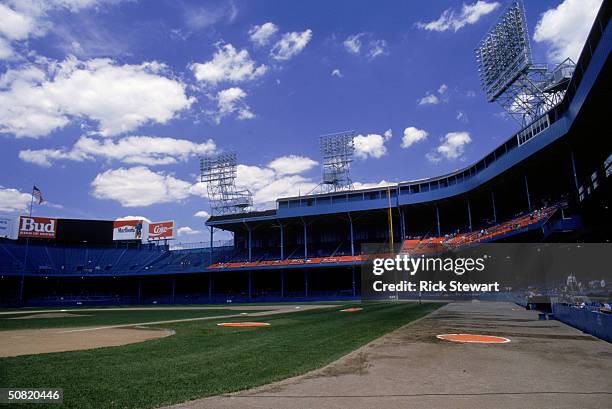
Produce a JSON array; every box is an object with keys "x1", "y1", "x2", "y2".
[
  {"x1": 0, "y1": 57, "x2": 194, "y2": 138},
  {"x1": 91, "y1": 166, "x2": 192, "y2": 207},
  {"x1": 115, "y1": 215, "x2": 151, "y2": 223},
  {"x1": 367, "y1": 39, "x2": 388, "y2": 59},
  {"x1": 438, "y1": 83, "x2": 448, "y2": 94},
  {"x1": 194, "y1": 210, "x2": 210, "y2": 219},
  {"x1": 0, "y1": 1, "x2": 130, "y2": 60},
  {"x1": 401, "y1": 127, "x2": 429, "y2": 148},
  {"x1": 190, "y1": 43, "x2": 267, "y2": 85},
  {"x1": 0, "y1": 186, "x2": 31, "y2": 213},
  {"x1": 0, "y1": 3, "x2": 37, "y2": 41},
  {"x1": 268, "y1": 155, "x2": 318, "y2": 175},
  {"x1": 248, "y1": 22, "x2": 278, "y2": 46},
  {"x1": 234, "y1": 159, "x2": 317, "y2": 207},
  {"x1": 353, "y1": 180, "x2": 396, "y2": 190},
  {"x1": 418, "y1": 1, "x2": 500, "y2": 32},
  {"x1": 456, "y1": 111, "x2": 469, "y2": 123},
  {"x1": 354, "y1": 130, "x2": 392, "y2": 159},
  {"x1": 19, "y1": 135, "x2": 217, "y2": 167},
  {"x1": 343, "y1": 33, "x2": 363, "y2": 54},
  {"x1": 533, "y1": 0, "x2": 602, "y2": 62},
  {"x1": 213, "y1": 87, "x2": 254, "y2": 123},
  {"x1": 427, "y1": 131, "x2": 472, "y2": 162},
  {"x1": 177, "y1": 226, "x2": 201, "y2": 236},
  {"x1": 270, "y1": 29, "x2": 312, "y2": 61},
  {"x1": 331, "y1": 68, "x2": 343, "y2": 78},
  {"x1": 417, "y1": 93, "x2": 439, "y2": 105},
  {"x1": 343, "y1": 33, "x2": 388, "y2": 59}
]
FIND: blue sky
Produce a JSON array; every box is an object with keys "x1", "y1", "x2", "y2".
[{"x1": 0, "y1": 0, "x2": 602, "y2": 242}]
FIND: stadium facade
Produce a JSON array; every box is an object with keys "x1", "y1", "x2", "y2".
[{"x1": 0, "y1": 2, "x2": 609, "y2": 307}]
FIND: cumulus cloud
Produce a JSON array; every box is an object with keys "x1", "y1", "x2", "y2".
[
  {"x1": 91, "y1": 166, "x2": 192, "y2": 207},
  {"x1": 267, "y1": 155, "x2": 318, "y2": 175},
  {"x1": 343, "y1": 33, "x2": 388, "y2": 59},
  {"x1": 0, "y1": 186, "x2": 32, "y2": 213},
  {"x1": 213, "y1": 87, "x2": 254, "y2": 123},
  {"x1": 19, "y1": 135, "x2": 217, "y2": 167},
  {"x1": 354, "y1": 130, "x2": 392, "y2": 159},
  {"x1": 353, "y1": 180, "x2": 396, "y2": 190},
  {"x1": 115, "y1": 215, "x2": 152, "y2": 223},
  {"x1": 533, "y1": 0, "x2": 602, "y2": 62},
  {"x1": 190, "y1": 43, "x2": 267, "y2": 85},
  {"x1": 248, "y1": 22, "x2": 278, "y2": 46},
  {"x1": 401, "y1": 127, "x2": 429, "y2": 148},
  {"x1": 417, "y1": 93, "x2": 439, "y2": 105},
  {"x1": 177, "y1": 226, "x2": 201, "y2": 236},
  {"x1": 456, "y1": 111, "x2": 469, "y2": 123},
  {"x1": 417, "y1": 1, "x2": 500, "y2": 32},
  {"x1": 427, "y1": 131, "x2": 472, "y2": 162},
  {"x1": 0, "y1": 57, "x2": 194, "y2": 138},
  {"x1": 270, "y1": 29, "x2": 312, "y2": 61},
  {"x1": 194, "y1": 210, "x2": 210, "y2": 219},
  {"x1": 438, "y1": 83, "x2": 448, "y2": 94}
]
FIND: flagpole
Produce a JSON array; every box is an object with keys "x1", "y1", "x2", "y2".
[{"x1": 19, "y1": 185, "x2": 35, "y2": 304}]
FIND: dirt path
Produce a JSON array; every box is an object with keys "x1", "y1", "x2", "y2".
[
  {"x1": 0, "y1": 304, "x2": 334, "y2": 357},
  {"x1": 166, "y1": 302, "x2": 612, "y2": 409},
  {"x1": 0, "y1": 327, "x2": 173, "y2": 357}
]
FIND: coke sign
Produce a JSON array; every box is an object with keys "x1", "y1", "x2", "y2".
[
  {"x1": 18, "y1": 216, "x2": 57, "y2": 239},
  {"x1": 148, "y1": 221, "x2": 174, "y2": 240}
]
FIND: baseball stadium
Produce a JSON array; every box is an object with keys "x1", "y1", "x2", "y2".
[{"x1": 0, "y1": 1, "x2": 610, "y2": 408}]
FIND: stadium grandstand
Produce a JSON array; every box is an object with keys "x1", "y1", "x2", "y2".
[{"x1": 0, "y1": 1, "x2": 609, "y2": 307}]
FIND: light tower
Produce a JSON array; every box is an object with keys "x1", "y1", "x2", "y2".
[
  {"x1": 200, "y1": 152, "x2": 253, "y2": 216},
  {"x1": 319, "y1": 131, "x2": 355, "y2": 192},
  {"x1": 476, "y1": 0, "x2": 575, "y2": 127}
]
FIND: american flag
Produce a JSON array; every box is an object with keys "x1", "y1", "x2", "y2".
[{"x1": 32, "y1": 186, "x2": 44, "y2": 204}]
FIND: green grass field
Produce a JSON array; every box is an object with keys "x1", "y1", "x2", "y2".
[
  {"x1": 0, "y1": 309, "x2": 264, "y2": 331},
  {"x1": 0, "y1": 302, "x2": 442, "y2": 409}
]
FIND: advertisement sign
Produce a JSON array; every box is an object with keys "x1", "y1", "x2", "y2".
[
  {"x1": 0, "y1": 217, "x2": 17, "y2": 240},
  {"x1": 18, "y1": 216, "x2": 57, "y2": 239},
  {"x1": 112, "y1": 219, "x2": 145, "y2": 241},
  {"x1": 147, "y1": 221, "x2": 174, "y2": 241}
]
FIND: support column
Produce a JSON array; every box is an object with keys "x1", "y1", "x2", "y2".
[
  {"x1": 305, "y1": 270, "x2": 309, "y2": 297},
  {"x1": 524, "y1": 174, "x2": 532, "y2": 211},
  {"x1": 351, "y1": 267, "x2": 356, "y2": 297},
  {"x1": 467, "y1": 198, "x2": 473, "y2": 231},
  {"x1": 244, "y1": 223, "x2": 252, "y2": 262},
  {"x1": 491, "y1": 191, "x2": 497, "y2": 224},
  {"x1": 302, "y1": 218, "x2": 308, "y2": 260},
  {"x1": 280, "y1": 270, "x2": 285, "y2": 298},
  {"x1": 348, "y1": 213, "x2": 354, "y2": 257},
  {"x1": 137, "y1": 279, "x2": 142, "y2": 304},
  {"x1": 279, "y1": 223, "x2": 284, "y2": 260},
  {"x1": 570, "y1": 150, "x2": 579, "y2": 191},
  {"x1": 208, "y1": 272, "x2": 212, "y2": 303},
  {"x1": 399, "y1": 207, "x2": 406, "y2": 241},
  {"x1": 209, "y1": 227, "x2": 214, "y2": 265},
  {"x1": 248, "y1": 271, "x2": 252, "y2": 301},
  {"x1": 435, "y1": 205, "x2": 441, "y2": 237}
]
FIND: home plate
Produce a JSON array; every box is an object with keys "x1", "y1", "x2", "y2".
[
  {"x1": 341, "y1": 307, "x2": 363, "y2": 312},
  {"x1": 216, "y1": 322, "x2": 271, "y2": 327},
  {"x1": 436, "y1": 333, "x2": 511, "y2": 343}
]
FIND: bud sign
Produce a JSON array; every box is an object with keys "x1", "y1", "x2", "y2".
[{"x1": 18, "y1": 217, "x2": 57, "y2": 239}]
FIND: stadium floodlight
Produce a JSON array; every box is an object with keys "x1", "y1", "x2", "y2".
[
  {"x1": 200, "y1": 152, "x2": 253, "y2": 216},
  {"x1": 319, "y1": 131, "x2": 355, "y2": 193},
  {"x1": 475, "y1": 0, "x2": 574, "y2": 127}
]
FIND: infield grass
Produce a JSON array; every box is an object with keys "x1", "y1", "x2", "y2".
[
  {"x1": 0, "y1": 302, "x2": 442, "y2": 409},
  {"x1": 0, "y1": 309, "x2": 265, "y2": 331}
]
